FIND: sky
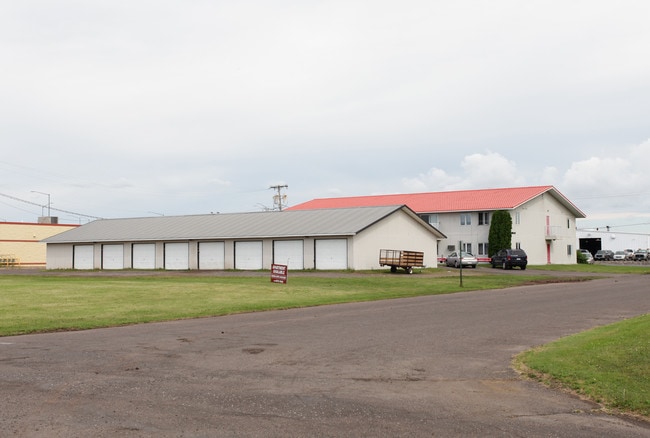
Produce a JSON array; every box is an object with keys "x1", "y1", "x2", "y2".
[{"x1": 1, "y1": 1, "x2": 650, "y2": 232}]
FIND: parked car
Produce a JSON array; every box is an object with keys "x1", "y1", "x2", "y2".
[
  {"x1": 445, "y1": 251, "x2": 478, "y2": 268},
  {"x1": 578, "y1": 249, "x2": 594, "y2": 264},
  {"x1": 491, "y1": 249, "x2": 527, "y2": 270},
  {"x1": 634, "y1": 249, "x2": 649, "y2": 261},
  {"x1": 594, "y1": 250, "x2": 614, "y2": 261},
  {"x1": 624, "y1": 249, "x2": 635, "y2": 260},
  {"x1": 613, "y1": 251, "x2": 627, "y2": 261}
]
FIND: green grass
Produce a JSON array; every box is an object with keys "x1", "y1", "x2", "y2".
[
  {"x1": 1, "y1": 271, "x2": 565, "y2": 336},
  {"x1": 516, "y1": 314, "x2": 650, "y2": 418}
]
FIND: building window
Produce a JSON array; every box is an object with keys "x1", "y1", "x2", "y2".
[
  {"x1": 567, "y1": 245, "x2": 572, "y2": 256},
  {"x1": 460, "y1": 213, "x2": 471, "y2": 226},
  {"x1": 514, "y1": 212, "x2": 521, "y2": 225},
  {"x1": 462, "y1": 242, "x2": 472, "y2": 254},
  {"x1": 478, "y1": 212, "x2": 490, "y2": 226},
  {"x1": 420, "y1": 214, "x2": 439, "y2": 226},
  {"x1": 515, "y1": 242, "x2": 521, "y2": 250},
  {"x1": 478, "y1": 242, "x2": 489, "y2": 256},
  {"x1": 567, "y1": 218, "x2": 571, "y2": 229}
]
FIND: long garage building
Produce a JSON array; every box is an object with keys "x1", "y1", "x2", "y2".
[{"x1": 43, "y1": 205, "x2": 445, "y2": 271}]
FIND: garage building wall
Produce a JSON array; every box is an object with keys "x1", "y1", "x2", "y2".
[{"x1": 353, "y1": 210, "x2": 440, "y2": 269}]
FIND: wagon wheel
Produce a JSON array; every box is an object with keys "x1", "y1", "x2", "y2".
[
  {"x1": 405, "y1": 267, "x2": 413, "y2": 274},
  {"x1": 390, "y1": 266, "x2": 397, "y2": 273}
]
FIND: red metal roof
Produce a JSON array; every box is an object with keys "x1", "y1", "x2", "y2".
[{"x1": 289, "y1": 185, "x2": 585, "y2": 217}]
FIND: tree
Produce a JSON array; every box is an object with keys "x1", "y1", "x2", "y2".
[{"x1": 488, "y1": 210, "x2": 512, "y2": 257}]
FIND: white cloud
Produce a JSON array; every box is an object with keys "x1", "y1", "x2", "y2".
[{"x1": 401, "y1": 152, "x2": 524, "y2": 192}]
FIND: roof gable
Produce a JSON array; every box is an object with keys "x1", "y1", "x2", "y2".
[{"x1": 289, "y1": 186, "x2": 586, "y2": 218}]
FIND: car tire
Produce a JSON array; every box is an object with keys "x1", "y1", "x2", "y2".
[{"x1": 521, "y1": 266, "x2": 526, "y2": 270}]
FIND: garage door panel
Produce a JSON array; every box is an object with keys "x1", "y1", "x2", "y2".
[
  {"x1": 165, "y1": 242, "x2": 189, "y2": 270},
  {"x1": 199, "y1": 241, "x2": 225, "y2": 270},
  {"x1": 273, "y1": 240, "x2": 304, "y2": 270},
  {"x1": 133, "y1": 244, "x2": 156, "y2": 269},
  {"x1": 315, "y1": 239, "x2": 347, "y2": 270},
  {"x1": 102, "y1": 244, "x2": 124, "y2": 270},
  {"x1": 235, "y1": 241, "x2": 263, "y2": 270},
  {"x1": 73, "y1": 245, "x2": 94, "y2": 270}
]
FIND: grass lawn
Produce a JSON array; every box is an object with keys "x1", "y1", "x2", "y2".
[
  {"x1": 516, "y1": 314, "x2": 650, "y2": 418},
  {"x1": 1, "y1": 271, "x2": 573, "y2": 336}
]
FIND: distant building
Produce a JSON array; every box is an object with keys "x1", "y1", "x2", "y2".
[
  {"x1": 577, "y1": 229, "x2": 650, "y2": 255},
  {"x1": 0, "y1": 221, "x2": 79, "y2": 268},
  {"x1": 289, "y1": 186, "x2": 586, "y2": 265}
]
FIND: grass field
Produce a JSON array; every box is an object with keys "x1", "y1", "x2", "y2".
[
  {"x1": 0, "y1": 271, "x2": 564, "y2": 336},
  {"x1": 516, "y1": 314, "x2": 650, "y2": 418}
]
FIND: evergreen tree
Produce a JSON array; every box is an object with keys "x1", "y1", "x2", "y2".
[{"x1": 488, "y1": 210, "x2": 513, "y2": 256}]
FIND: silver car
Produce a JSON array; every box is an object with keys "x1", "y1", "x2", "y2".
[{"x1": 445, "y1": 251, "x2": 478, "y2": 268}]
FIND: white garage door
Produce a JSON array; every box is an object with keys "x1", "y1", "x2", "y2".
[
  {"x1": 273, "y1": 240, "x2": 304, "y2": 270},
  {"x1": 198, "y1": 241, "x2": 225, "y2": 270},
  {"x1": 132, "y1": 243, "x2": 156, "y2": 269},
  {"x1": 102, "y1": 244, "x2": 124, "y2": 270},
  {"x1": 165, "y1": 242, "x2": 189, "y2": 270},
  {"x1": 73, "y1": 245, "x2": 94, "y2": 270},
  {"x1": 235, "y1": 241, "x2": 263, "y2": 270},
  {"x1": 315, "y1": 239, "x2": 348, "y2": 270}
]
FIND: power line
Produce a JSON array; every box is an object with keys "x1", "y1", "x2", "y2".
[{"x1": 0, "y1": 192, "x2": 103, "y2": 220}]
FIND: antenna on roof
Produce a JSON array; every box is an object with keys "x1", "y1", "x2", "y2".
[{"x1": 269, "y1": 184, "x2": 288, "y2": 211}]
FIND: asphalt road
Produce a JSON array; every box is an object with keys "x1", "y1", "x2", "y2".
[{"x1": 1, "y1": 274, "x2": 649, "y2": 437}]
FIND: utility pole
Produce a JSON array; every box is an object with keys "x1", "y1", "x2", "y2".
[{"x1": 269, "y1": 184, "x2": 288, "y2": 211}]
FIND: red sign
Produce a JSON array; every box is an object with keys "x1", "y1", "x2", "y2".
[{"x1": 271, "y1": 264, "x2": 288, "y2": 284}]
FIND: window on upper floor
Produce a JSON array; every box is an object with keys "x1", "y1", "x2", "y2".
[
  {"x1": 460, "y1": 213, "x2": 471, "y2": 226},
  {"x1": 478, "y1": 212, "x2": 490, "y2": 226},
  {"x1": 514, "y1": 212, "x2": 521, "y2": 225},
  {"x1": 419, "y1": 214, "x2": 439, "y2": 226}
]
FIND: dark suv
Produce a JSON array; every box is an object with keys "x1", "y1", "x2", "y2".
[{"x1": 491, "y1": 249, "x2": 528, "y2": 270}]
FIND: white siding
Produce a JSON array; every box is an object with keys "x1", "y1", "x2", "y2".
[{"x1": 353, "y1": 210, "x2": 439, "y2": 269}]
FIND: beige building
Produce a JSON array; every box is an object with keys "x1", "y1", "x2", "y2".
[{"x1": 0, "y1": 221, "x2": 79, "y2": 267}]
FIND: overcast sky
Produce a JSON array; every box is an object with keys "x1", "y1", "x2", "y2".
[{"x1": 1, "y1": 1, "x2": 649, "y2": 232}]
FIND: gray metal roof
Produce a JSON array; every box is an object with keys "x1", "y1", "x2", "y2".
[{"x1": 43, "y1": 205, "x2": 445, "y2": 244}]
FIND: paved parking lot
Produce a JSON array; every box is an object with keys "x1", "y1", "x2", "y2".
[{"x1": 1, "y1": 273, "x2": 649, "y2": 436}]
